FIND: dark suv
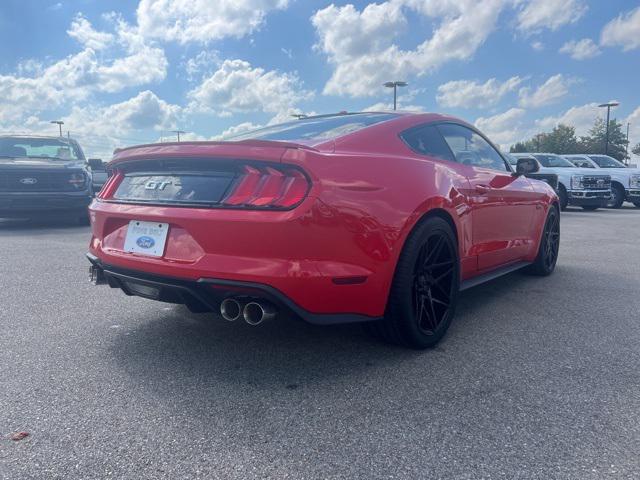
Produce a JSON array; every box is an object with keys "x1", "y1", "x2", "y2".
[{"x1": 0, "y1": 135, "x2": 93, "y2": 221}]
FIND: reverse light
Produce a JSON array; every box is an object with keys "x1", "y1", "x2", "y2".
[
  {"x1": 571, "y1": 174, "x2": 584, "y2": 190},
  {"x1": 221, "y1": 165, "x2": 310, "y2": 209}
]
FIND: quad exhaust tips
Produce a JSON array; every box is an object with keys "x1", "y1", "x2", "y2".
[{"x1": 220, "y1": 298, "x2": 277, "y2": 325}]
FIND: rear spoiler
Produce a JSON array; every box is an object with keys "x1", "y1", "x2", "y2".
[{"x1": 113, "y1": 139, "x2": 318, "y2": 155}]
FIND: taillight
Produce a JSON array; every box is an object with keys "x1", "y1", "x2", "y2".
[
  {"x1": 97, "y1": 170, "x2": 123, "y2": 199},
  {"x1": 221, "y1": 165, "x2": 310, "y2": 209}
]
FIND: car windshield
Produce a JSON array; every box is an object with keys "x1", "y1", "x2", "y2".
[
  {"x1": 0, "y1": 137, "x2": 83, "y2": 160},
  {"x1": 568, "y1": 158, "x2": 595, "y2": 168},
  {"x1": 533, "y1": 154, "x2": 575, "y2": 168},
  {"x1": 588, "y1": 155, "x2": 626, "y2": 168},
  {"x1": 224, "y1": 113, "x2": 399, "y2": 143}
]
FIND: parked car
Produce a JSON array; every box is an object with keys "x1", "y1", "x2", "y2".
[
  {"x1": 564, "y1": 154, "x2": 640, "y2": 208},
  {"x1": 510, "y1": 153, "x2": 610, "y2": 210},
  {"x1": 87, "y1": 112, "x2": 560, "y2": 349},
  {"x1": 0, "y1": 135, "x2": 93, "y2": 222},
  {"x1": 88, "y1": 158, "x2": 109, "y2": 192}
]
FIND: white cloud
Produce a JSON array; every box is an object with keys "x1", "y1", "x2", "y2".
[
  {"x1": 624, "y1": 106, "x2": 640, "y2": 155},
  {"x1": 136, "y1": 0, "x2": 289, "y2": 44},
  {"x1": 363, "y1": 102, "x2": 423, "y2": 112},
  {"x1": 0, "y1": 15, "x2": 167, "y2": 124},
  {"x1": 516, "y1": 0, "x2": 587, "y2": 32},
  {"x1": 559, "y1": 39, "x2": 601, "y2": 60},
  {"x1": 531, "y1": 41, "x2": 544, "y2": 51},
  {"x1": 535, "y1": 102, "x2": 601, "y2": 137},
  {"x1": 475, "y1": 108, "x2": 527, "y2": 147},
  {"x1": 183, "y1": 50, "x2": 221, "y2": 81},
  {"x1": 67, "y1": 14, "x2": 114, "y2": 50},
  {"x1": 187, "y1": 59, "x2": 312, "y2": 116},
  {"x1": 436, "y1": 76, "x2": 523, "y2": 108},
  {"x1": 311, "y1": 0, "x2": 506, "y2": 97},
  {"x1": 601, "y1": 7, "x2": 640, "y2": 52},
  {"x1": 519, "y1": 74, "x2": 576, "y2": 108}
]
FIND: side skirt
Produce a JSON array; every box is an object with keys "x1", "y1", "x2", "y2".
[{"x1": 459, "y1": 261, "x2": 531, "y2": 291}]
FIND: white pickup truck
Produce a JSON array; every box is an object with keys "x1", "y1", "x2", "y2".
[
  {"x1": 510, "y1": 153, "x2": 611, "y2": 211},
  {"x1": 564, "y1": 154, "x2": 640, "y2": 208}
]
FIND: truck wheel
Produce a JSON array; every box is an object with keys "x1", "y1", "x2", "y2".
[
  {"x1": 558, "y1": 184, "x2": 568, "y2": 210},
  {"x1": 525, "y1": 207, "x2": 560, "y2": 276},
  {"x1": 366, "y1": 217, "x2": 459, "y2": 349},
  {"x1": 607, "y1": 184, "x2": 625, "y2": 209},
  {"x1": 581, "y1": 206, "x2": 599, "y2": 211}
]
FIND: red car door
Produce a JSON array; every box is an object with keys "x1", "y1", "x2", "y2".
[{"x1": 437, "y1": 123, "x2": 540, "y2": 271}]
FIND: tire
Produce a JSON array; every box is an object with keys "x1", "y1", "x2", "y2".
[
  {"x1": 525, "y1": 207, "x2": 560, "y2": 276},
  {"x1": 366, "y1": 216, "x2": 459, "y2": 349},
  {"x1": 607, "y1": 184, "x2": 625, "y2": 209},
  {"x1": 581, "y1": 206, "x2": 599, "y2": 211},
  {"x1": 557, "y1": 184, "x2": 568, "y2": 211}
]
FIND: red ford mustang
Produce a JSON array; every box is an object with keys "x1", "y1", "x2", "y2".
[{"x1": 87, "y1": 112, "x2": 559, "y2": 348}]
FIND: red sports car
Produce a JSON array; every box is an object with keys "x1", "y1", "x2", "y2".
[{"x1": 87, "y1": 112, "x2": 559, "y2": 349}]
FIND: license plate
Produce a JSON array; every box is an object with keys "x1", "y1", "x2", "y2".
[{"x1": 124, "y1": 220, "x2": 169, "y2": 257}]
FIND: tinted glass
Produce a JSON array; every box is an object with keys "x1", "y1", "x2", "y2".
[
  {"x1": 0, "y1": 137, "x2": 83, "y2": 160},
  {"x1": 225, "y1": 113, "x2": 399, "y2": 142},
  {"x1": 532, "y1": 154, "x2": 574, "y2": 168},
  {"x1": 400, "y1": 125, "x2": 455, "y2": 162},
  {"x1": 588, "y1": 155, "x2": 625, "y2": 168},
  {"x1": 437, "y1": 124, "x2": 508, "y2": 172}
]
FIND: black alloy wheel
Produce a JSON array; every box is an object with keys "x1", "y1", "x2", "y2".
[
  {"x1": 367, "y1": 216, "x2": 460, "y2": 349},
  {"x1": 412, "y1": 232, "x2": 456, "y2": 335},
  {"x1": 526, "y1": 207, "x2": 560, "y2": 276}
]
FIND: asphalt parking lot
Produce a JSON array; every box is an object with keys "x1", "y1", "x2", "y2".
[{"x1": 1, "y1": 206, "x2": 639, "y2": 479}]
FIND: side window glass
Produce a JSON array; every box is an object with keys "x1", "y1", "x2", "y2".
[
  {"x1": 437, "y1": 124, "x2": 509, "y2": 172},
  {"x1": 400, "y1": 125, "x2": 455, "y2": 163}
]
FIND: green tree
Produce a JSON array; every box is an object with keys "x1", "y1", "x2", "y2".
[
  {"x1": 578, "y1": 118, "x2": 628, "y2": 161},
  {"x1": 632, "y1": 143, "x2": 640, "y2": 156},
  {"x1": 509, "y1": 125, "x2": 577, "y2": 154}
]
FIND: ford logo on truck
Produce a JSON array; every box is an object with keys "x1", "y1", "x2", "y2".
[
  {"x1": 136, "y1": 236, "x2": 155, "y2": 249},
  {"x1": 19, "y1": 177, "x2": 38, "y2": 185}
]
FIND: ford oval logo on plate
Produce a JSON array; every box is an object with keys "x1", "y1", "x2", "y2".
[
  {"x1": 20, "y1": 177, "x2": 38, "y2": 185},
  {"x1": 136, "y1": 236, "x2": 155, "y2": 249}
]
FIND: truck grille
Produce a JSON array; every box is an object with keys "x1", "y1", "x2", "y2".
[
  {"x1": 0, "y1": 171, "x2": 86, "y2": 192},
  {"x1": 582, "y1": 176, "x2": 611, "y2": 190}
]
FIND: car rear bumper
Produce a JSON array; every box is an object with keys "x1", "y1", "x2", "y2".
[
  {"x1": 567, "y1": 190, "x2": 610, "y2": 206},
  {"x1": 0, "y1": 192, "x2": 92, "y2": 217},
  {"x1": 86, "y1": 254, "x2": 381, "y2": 325}
]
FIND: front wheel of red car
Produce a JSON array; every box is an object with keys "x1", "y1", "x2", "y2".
[
  {"x1": 367, "y1": 216, "x2": 459, "y2": 349},
  {"x1": 525, "y1": 206, "x2": 560, "y2": 276}
]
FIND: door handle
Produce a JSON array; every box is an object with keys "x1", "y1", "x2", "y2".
[{"x1": 475, "y1": 184, "x2": 491, "y2": 194}]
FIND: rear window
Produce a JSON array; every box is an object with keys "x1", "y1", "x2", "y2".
[
  {"x1": 224, "y1": 113, "x2": 399, "y2": 142},
  {"x1": 533, "y1": 154, "x2": 574, "y2": 168}
]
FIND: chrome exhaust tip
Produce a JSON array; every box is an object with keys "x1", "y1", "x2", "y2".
[
  {"x1": 220, "y1": 298, "x2": 243, "y2": 322},
  {"x1": 243, "y1": 301, "x2": 276, "y2": 326}
]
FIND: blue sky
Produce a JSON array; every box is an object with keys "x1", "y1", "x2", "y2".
[{"x1": 1, "y1": 0, "x2": 639, "y2": 159}]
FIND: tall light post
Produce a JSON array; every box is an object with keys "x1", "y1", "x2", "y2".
[
  {"x1": 598, "y1": 102, "x2": 619, "y2": 155},
  {"x1": 172, "y1": 130, "x2": 186, "y2": 142},
  {"x1": 50, "y1": 120, "x2": 64, "y2": 137},
  {"x1": 625, "y1": 122, "x2": 630, "y2": 163},
  {"x1": 384, "y1": 81, "x2": 407, "y2": 110}
]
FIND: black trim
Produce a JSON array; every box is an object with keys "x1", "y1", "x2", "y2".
[
  {"x1": 459, "y1": 261, "x2": 531, "y2": 291},
  {"x1": 86, "y1": 254, "x2": 382, "y2": 325}
]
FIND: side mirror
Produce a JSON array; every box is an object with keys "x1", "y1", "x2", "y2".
[
  {"x1": 88, "y1": 158, "x2": 105, "y2": 171},
  {"x1": 516, "y1": 158, "x2": 539, "y2": 175}
]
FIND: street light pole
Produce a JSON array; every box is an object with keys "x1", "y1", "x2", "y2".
[
  {"x1": 50, "y1": 120, "x2": 64, "y2": 137},
  {"x1": 598, "y1": 102, "x2": 619, "y2": 155},
  {"x1": 383, "y1": 81, "x2": 408, "y2": 110},
  {"x1": 172, "y1": 130, "x2": 186, "y2": 142},
  {"x1": 625, "y1": 122, "x2": 630, "y2": 163}
]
